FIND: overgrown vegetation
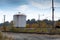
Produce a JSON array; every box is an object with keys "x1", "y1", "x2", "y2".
[
  {"x1": 0, "y1": 32, "x2": 13, "y2": 40},
  {"x1": 0, "y1": 19, "x2": 60, "y2": 34}
]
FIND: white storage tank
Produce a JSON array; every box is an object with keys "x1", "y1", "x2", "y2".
[{"x1": 13, "y1": 12, "x2": 26, "y2": 27}]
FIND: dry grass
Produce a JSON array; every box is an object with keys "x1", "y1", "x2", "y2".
[{"x1": 0, "y1": 32, "x2": 14, "y2": 40}]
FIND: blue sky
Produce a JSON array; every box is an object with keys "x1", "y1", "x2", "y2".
[{"x1": 0, "y1": 0, "x2": 60, "y2": 23}]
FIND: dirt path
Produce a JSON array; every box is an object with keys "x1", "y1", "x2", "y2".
[{"x1": 2, "y1": 32, "x2": 60, "y2": 40}]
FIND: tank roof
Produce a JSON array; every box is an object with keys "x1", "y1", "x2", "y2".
[
  {"x1": 14, "y1": 14, "x2": 26, "y2": 16},
  {"x1": 14, "y1": 12, "x2": 26, "y2": 16}
]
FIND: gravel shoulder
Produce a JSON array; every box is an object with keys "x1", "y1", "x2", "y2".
[{"x1": 2, "y1": 32, "x2": 60, "y2": 40}]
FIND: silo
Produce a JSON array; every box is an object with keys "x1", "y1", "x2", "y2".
[{"x1": 13, "y1": 12, "x2": 26, "y2": 27}]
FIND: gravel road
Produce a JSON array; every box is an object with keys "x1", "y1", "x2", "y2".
[{"x1": 3, "y1": 32, "x2": 60, "y2": 40}]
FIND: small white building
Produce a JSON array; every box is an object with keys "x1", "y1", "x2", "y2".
[{"x1": 13, "y1": 12, "x2": 26, "y2": 27}]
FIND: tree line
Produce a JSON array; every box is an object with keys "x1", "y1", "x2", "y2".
[
  {"x1": 0, "y1": 19, "x2": 60, "y2": 33},
  {"x1": 0, "y1": 18, "x2": 60, "y2": 28}
]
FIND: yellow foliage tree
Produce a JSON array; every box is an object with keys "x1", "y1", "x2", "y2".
[
  {"x1": 31, "y1": 23, "x2": 38, "y2": 28},
  {"x1": 56, "y1": 21, "x2": 60, "y2": 26},
  {"x1": 40, "y1": 21, "x2": 47, "y2": 28}
]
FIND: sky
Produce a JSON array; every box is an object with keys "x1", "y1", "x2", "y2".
[{"x1": 0, "y1": 0, "x2": 60, "y2": 23}]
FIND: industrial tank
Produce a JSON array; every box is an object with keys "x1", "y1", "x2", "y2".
[{"x1": 13, "y1": 12, "x2": 26, "y2": 27}]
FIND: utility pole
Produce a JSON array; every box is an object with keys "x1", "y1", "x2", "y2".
[
  {"x1": 38, "y1": 14, "x2": 40, "y2": 28},
  {"x1": 52, "y1": 0, "x2": 54, "y2": 27},
  {"x1": 51, "y1": 0, "x2": 56, "y2": 34},
  {"x1": 3, "y1": 15, "x2": 6, "y2": 31}
]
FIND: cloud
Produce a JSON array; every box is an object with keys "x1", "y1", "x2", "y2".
[
  {"x1": 54, "y1": 2, "x2": 60, "y2": 7},
  {"x1": 0, "y1": 0, "x2": 60, "y2": 9},
  {"x1": 7, "y1": 0, "x2": 28, "y2": 5},
  {"x1": 28, "y1": 0, "x2": 51, "y2": 9},
  {"x1": 31, "y1": 1, "x2": 51, "y2": 9},
  {"x1": 29, "y1": 0, "x2": 60, "y2": 9},
  {"x1": 0, "y1": 0, "x2": 28, "y2": 7},
  {"x1": 55, "y1": 0, "x2": 60, "y2": 3},
  {"x1": 16, "y1": 5, "x2": 29, "y2": 12},
  {"x1": 0, "y1": 9, "x2": 16, "y2": 23}
]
